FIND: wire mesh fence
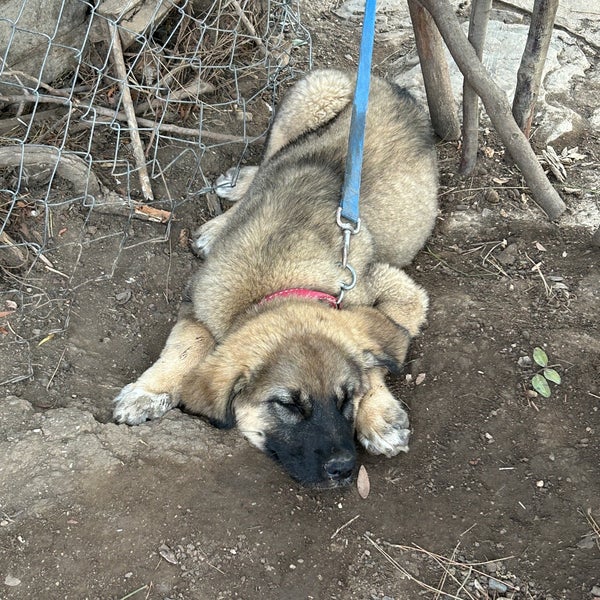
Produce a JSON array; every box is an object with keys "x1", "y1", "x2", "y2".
[{"x1": 0, "y1": 0, "x2": 311, "y2": 385}]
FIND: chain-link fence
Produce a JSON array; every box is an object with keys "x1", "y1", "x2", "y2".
[{"x1": 0, "y1": 0, "x2": 311, "y2": 385}]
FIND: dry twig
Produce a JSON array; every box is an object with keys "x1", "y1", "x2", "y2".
[
  {"x1": 108, "y1": 22, "x2": 154, "y2": 202},
  {"x1": 0, "y1": 93, "x2": 251, "y2": 144}
]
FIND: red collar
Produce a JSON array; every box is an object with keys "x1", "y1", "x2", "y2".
[{"x1": 259, "y1": 288, "x2": 339, "y2": 309}]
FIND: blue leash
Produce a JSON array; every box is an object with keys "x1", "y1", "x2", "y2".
[
  {"x1": 336, "y1": 0, "x2": 377, "y2": 304},
  {"x1": 338, "y1": 0, "x2": 377, "y2": 227}
]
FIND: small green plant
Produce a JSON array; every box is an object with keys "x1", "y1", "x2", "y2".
[{"x1": 531, "y1": 347, "x2": 562, "y2": 398}]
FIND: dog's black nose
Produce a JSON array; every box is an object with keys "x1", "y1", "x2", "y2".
[{"x1": 324, "y1": 452, "x2": 355, "y2": 481}]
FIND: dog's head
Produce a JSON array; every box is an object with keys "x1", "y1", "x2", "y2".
[{"x1": 180, "y1": 303, "x2": 411, "y2": 487}]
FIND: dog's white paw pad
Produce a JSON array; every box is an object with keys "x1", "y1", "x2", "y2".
[{"x1": 113, "y1": 383, "x2": 174, "y2": 425}]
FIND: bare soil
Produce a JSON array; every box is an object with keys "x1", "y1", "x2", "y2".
[{"x1": 1, "y1": 3, "x2": 599, "y2": 600}]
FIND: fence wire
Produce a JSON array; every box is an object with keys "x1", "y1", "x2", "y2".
[{"x1": 0, "y1": 0, "x2": 311, "y2": 385}]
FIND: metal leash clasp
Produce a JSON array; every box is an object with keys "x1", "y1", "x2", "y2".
[{"x1": 336, "y1": 207, "x2": 361, "y2": 306}]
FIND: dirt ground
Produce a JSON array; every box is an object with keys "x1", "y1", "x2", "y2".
[{"x1": 1, "y1": 2, "x2": 600, "y2": 600}]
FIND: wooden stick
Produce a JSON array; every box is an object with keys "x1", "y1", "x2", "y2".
[
  {"x1": 512, "y1": 0, "x2": 559, "y2": 138},
  {"x1": 108, "y1": 21, "x2": 154, "y2": 202},
  {"x1": 460, "y1": 0, "x2": 492, "y2": 175},
  {"x1": 416, "y1": 0, "x2": 566, "y2": 220},
  {"x1": 407, "y1": 0, "x2": 460, "y2": 141},
  {"x1": 0, "y1": 93, "x2": 254, "y2": 144},
  {"x1": 231, "y1": 0, "x2": 267, "y2": 57}
]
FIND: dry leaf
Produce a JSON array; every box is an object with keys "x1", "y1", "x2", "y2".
[
  {"x1": 357, "y1": 465, "x2": 370, "y2": 499},
  {"x1": 0, "y1": 310, "x2": 15, "y2": 318},
  {"x1": 483, "y1": 147, "x2": 495, "y2": 158},
  {"x1": 492, "y1": 177, "x2": 510, "y2": 185},
  {"x1": 535, "y1": 241, "x2": 547, "y2": 252}
]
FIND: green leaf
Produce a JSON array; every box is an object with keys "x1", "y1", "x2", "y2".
[
  {"x1": 533, "y1": 347, "x2": 549, "y2": 367},
  {"x1": 532, "y1": 374, "x2": 551, "y2": 398},
  {"x1": 544, "y1": 368, "x2": 562, "y2": 385}
]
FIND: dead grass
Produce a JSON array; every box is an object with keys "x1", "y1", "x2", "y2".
[{"x1": 364, "y1": 534, "x2": 550, "y2": 599}]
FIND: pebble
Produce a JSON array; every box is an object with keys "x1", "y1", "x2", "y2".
[
  {"x1": 4, "y1": 575, "x2": 21, "y2": 586},
  {"x1": 488, "y1": 578, "x2": 508, "y2": 594},
  {"x1": 590, "y1": 585, "x2": 600, "y2": 596},
  {"x1": 518, "y1": 356, "x2": 532, "y2": 368},
  {"x1": 485, "y1": 189, "x2": 500, "y2": 203},
  {"x1": 484, "y1": 561, "x2": 500, "y2": 574}
]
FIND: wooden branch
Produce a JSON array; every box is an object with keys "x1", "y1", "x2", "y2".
[
  {"x1": 460, "y1": 0, "x2": 492, "y2": 175},
  {"x1": 231, "y1": 0, "x2": 268, "y2": 57},
  {"x1": 512, "y1": 0, "x2": 559, "y2": 138},
  {"x1": 108, "y1": 22, "x2": 154, "y2": 202},
  {"x1": 0, "y1": 94, "x2": 252, "y2": 144},
  {"x1": 416, "y1": 0, "x2": 566, "y2": 220},
  {"x1": 407, "y1": 0, "x2": 460, "y2": 141}
]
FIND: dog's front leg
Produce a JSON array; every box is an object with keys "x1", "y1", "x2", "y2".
[
  {"x1": 356, "y1": 369, "x2": 411, "y2": 457},
  {"x1": 352, "y1": 263, "x2": 429, "y2": 456},
  {"x1": 113, "y1": 302, "x2": 215, "y2": 425}
]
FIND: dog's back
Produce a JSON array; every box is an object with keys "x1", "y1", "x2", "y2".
[{"x1": 191, "y1": 70, "x2": 438, "y2": 337}]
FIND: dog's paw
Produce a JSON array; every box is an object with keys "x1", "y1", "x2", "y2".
[
  {"x1": 214, "y1": 167, "x2": 239, "y2": 200},
  {"x1": 191, "y1": 217, "x2": 224, "y2": 259},
  {"x1": 113, "y1": 383, "x2": 175, "y2": 425},
  {"x1": 356, "y1": 387, "x2": 411, "y2": 457},
  {"x1": 214, "y1": 166, "x2": 258, "y2": 201}
]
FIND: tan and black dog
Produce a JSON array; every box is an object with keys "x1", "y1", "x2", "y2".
[{"x1": 113, "y1": 69, "x2": 438, "y2": 487}]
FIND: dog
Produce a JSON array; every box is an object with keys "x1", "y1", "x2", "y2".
[{"x1": 113, "y1": 69, "x2": 438, "y2": 488}]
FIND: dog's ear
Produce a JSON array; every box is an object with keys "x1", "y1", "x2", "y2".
[
  {"x1": 179, "y1": 352, "x2": 249, "y2": 429},
  {"x1": 346, "y1": 307, "x2": 412, "y2": 374}
]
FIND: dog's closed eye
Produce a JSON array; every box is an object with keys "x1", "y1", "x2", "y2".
[{"x1": 268, "y1": 390, "x2": 311, "y2": 420}]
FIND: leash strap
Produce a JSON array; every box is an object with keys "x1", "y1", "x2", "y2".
[
  {"x1": 336, "y1": 0, "x2": 377, "y2": 304},
  {"x1": 338, "y1": 0, "x2": 377, "y2": 226}
]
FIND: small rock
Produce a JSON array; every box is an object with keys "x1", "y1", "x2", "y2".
[
  {"x1": 518, "y1": 356, "x2": 532, "y2": 368},
  {"x1": 590, "y1": 584, "x2": 600, "y2": 596},
  {"x1": 577, "y1": 534, "x2": 598, "y2": 550},
  {"x1": 488, "y1": 578, "x2": 508, "y2": 594},
  {"x1": 497, "y1": 244, "x2": 519, "y2": 266},
  {"x1": 484, "y1": 561, "x2": 500, "y2": 574},
  {"x1": 158, "y1": 543, "x2": 178, "y2": 564},
  {"x1": 485, "y1": 189, "x2": 500, "y2": 203},
  {"x1": 4, "y1": 575, "x2": 21, "y2": 587},
  {"x1": 115, "y1": 289, "x2": 132, "y2": 305}
]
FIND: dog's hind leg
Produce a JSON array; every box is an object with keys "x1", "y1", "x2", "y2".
[
  {"x1": 264, "y1": 69, "x2": 354, "y2": 160},
  {"x1": 213, "y1": 166, "x2": 259, "y2": 202},
  {"x1": 364, "y1": 263, "x2": 429, "y2": 337},
  {"x1": 192, "y1": 166, "x2": 259, "y2": 258},
  {"x1": 113, "y1": 301, "x2": 216, "y2": 425}
]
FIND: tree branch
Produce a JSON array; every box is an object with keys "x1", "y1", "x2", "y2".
[
  {"x1": 407, "y1": 0, "x2": 461, "y2": 140},
  {"x1": 460, "y1": 0, "x2": 492, "y2": 175},
  {"x1": 416, "y1": 0, "x2": 566, "y2": 220}
]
